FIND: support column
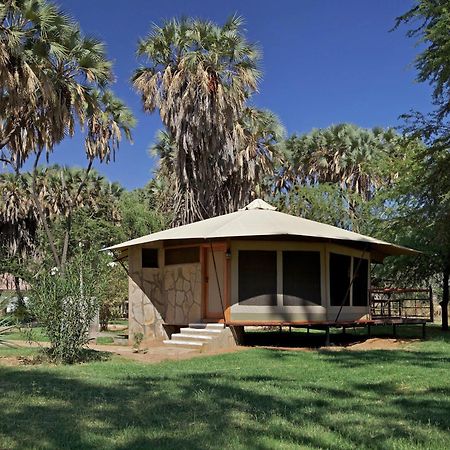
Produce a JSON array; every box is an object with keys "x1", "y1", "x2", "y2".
[{"x1": 325, "y1": 327, "x2": 330, "y2": 346}]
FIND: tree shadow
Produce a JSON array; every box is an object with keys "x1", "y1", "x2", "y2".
[
  {"x1": 243, "y1": 323, "x2": 450, "y2": 349},
  {"x1": 1, "y1": 349, "x2": 449, "y2": 449}
]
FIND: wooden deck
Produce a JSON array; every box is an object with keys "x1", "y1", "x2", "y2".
[{"x1": 225, "y1": 317, "x2": 430, "y2": 344}]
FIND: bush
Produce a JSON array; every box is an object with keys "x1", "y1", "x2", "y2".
[{"x1": 29, "y1": 250, "x2": 105, "y2": 363}]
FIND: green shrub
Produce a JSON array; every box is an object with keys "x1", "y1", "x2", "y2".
[{"x1": 29, "y1": 250, "x2": 105, "y2": 363}]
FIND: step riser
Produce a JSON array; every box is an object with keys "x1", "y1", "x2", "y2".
[
  {"x1": 189, "y1": 323, "x2": 225, "y2": 329},
  {"x1": 163, "y1": 340, "x2": 204, "y2": 349},
  {"x1": 180, "y1": 328, "x2": 222, "y2": 335}
]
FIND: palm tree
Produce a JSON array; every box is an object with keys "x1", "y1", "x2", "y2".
[
  {"x1": 283, "y1": 124, "x2": 400, "y2": 201},
  {"x1": 149, "y1": 107, "x2": 285, "y2": 224},
  {"x1": 134, "y1": 15, "x2": 275, "y2": 225},
  {"x1": 0, "y1": 166, "x2": 122, "y2": 273},
  {"x1": 277, "y1": 124, "x2": 410, "y2": 232},
  {"x1": 0, "y1": 0, "x2": 134, "y2": 269},
  {"x1": 0, "y1": 0, "x2": 135, "y2": 172},
  {"x1": 0, "y1": 172, "x2": 36, "y2": 258},
  {"x1": 226, "y1": 107, "x2": 285, "y2": 211}
]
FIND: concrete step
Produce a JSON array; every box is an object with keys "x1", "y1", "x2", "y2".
[
  {"x1": 163, "y1": 323, "x2": 235, "y2": 352},
  {"x1": 189, "y1": 323, "x2": 225, "y2": 330},
  {"x1": 180, "y1": 327, "x2": 222, "y2": 335},
  {"x1": 163, "y1": 339, "x2": 204, "y2": 349},
  {"x1": 172, "y1": 333, "x2": 213, "y2": 342}
]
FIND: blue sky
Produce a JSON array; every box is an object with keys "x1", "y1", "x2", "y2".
[{"x1": 50, "y1": 0, "x2": 431, "y2": 190}]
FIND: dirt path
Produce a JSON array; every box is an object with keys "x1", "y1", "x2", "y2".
[
  {"x1": 0, "y1": 340, "x2": 246, "y2": 365},
  {"x1": 88, "y1": 342, "x2": 247, "y2": 364}
]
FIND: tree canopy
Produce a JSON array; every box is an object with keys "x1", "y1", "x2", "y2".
[
  {"x1": 134, "y1": 16, "x2": 284, "y2": 225},
  {"x1": 0, "y1": 0, "x2": 135, "y2": 172}
]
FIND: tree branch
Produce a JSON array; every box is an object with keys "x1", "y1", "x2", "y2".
[{"x1": 30, "y1": 150, "x2": 61, "y2": 269}]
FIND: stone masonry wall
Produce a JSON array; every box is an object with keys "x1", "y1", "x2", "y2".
[
  {"x1": 128, "y1": 246, "x2": 202, "y2": 344},
  {"x1": 163, "y1": 264, "x2": 201, "y2": 324},
  {"x1": 128, "y1": 247, "x2": 166, "y2": 345}
]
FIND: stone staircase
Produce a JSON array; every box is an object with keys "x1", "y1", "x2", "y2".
[{"x1": 163, "y1": 323, "x2": 237, "y2": 352}]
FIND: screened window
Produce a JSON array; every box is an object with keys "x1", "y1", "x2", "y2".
[
  {"x1": 238, "y1": 250, "x2": 277, "y2": 306},
  {"x1": 283, "y1": 251, "x2": 321, "y2": 305},
  {"x1": 165, "y1": 247, "x2": 200, "y2": 265},
  {"x1": 352, "y1": 257, "x2": 369, "y2": 306},
  {"x1": 142, "y1": 248, "x2": 158, "y2": 268},
  {"x1": 330, "y1": 253, "x2": 351, "y2": 306}
]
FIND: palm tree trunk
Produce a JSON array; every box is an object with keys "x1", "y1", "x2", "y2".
[{"x1": 60, "y1": 160, "x2": 94, "y2": 271}]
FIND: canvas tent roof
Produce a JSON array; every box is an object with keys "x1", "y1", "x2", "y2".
[{"x1": 105, "y1": 199, "x2": 418, "y2": 262}]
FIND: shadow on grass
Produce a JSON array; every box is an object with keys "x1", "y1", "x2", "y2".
[
  {"x1": 243, "y1": 323, "x2": 450, "y2": 349},
  {"x1": 1, "y1": 347, "x2": 449, "y2": 449}
]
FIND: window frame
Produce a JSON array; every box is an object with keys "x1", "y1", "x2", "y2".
[
  {"x1": 326, "y1": 244, "x2": 371, "y2": 308},
  {"x1": 282, "y1": 250, "x2": 322, "y2": 306},
  {"x1": 141, "y1": 248, "x2": 159, "y2": 269},
  {"x1": 230, "y1": 241, "x2": 327, "y2": 311},
  {"x1": 237, "y1": 249, "x2": 278, "y2": 306},
  {"x1": 164, "y1": 246, "x2": 200, "y2": 266}
]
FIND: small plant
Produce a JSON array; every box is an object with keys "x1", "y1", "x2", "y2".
[{"x1": 133, "y1": 332, "x2": 144, "y2": 353}]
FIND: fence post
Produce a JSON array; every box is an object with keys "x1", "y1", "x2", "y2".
[{"x1": 429, "y1": 286, "x2": 434, "y2": 322}]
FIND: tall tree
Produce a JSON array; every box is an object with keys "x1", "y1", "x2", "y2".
[
  {"x1": 0, "y1": 0, "x2": 134, "y2": 270},
  {"x1": 396, "y1": 0, "x2": 450, "y2": 330},
  {"x1": 276, "y1": 124, "x2": 408, "y2": 232},
  {"x1": 134, "y1": 16, "x2": 283, "y2": 225}
]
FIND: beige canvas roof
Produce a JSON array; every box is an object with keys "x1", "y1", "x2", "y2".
[{"x1": 105, "y1": 199, "x2": 418, "y2": 262}]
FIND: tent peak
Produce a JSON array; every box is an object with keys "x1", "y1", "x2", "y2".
[{"x1": 240, "y1": 199, "x2": 277, "y2": 211}]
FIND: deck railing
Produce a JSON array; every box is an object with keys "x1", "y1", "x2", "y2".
[{"x1": 369, "y1": 287, "x2": 433, "y2": 322}]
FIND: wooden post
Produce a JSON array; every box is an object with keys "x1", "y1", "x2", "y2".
[
  {"x1": 393, "y1": 324, "x2": 397, "y2": 338},
  {"x1": 367, "y1": 324, "x2": 371, "y2": 337},
  {"x1": 307, "y1": 326, "x2": 310, "y2": 335},
  {"x1": 422, "y1": 322, "x2": 426, "y2": 339},
  {"x1": 429, "y1": 286, "x2": 434, "y2": 322},
  {"x1": 342, "y1": 326, "x2": 346, "y2": 335}
]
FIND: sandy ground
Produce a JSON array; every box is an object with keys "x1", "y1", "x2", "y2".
[
  {"x1": 0, "y1": 336, "x2": 416, "y2": 367},
  {"x1": 0, "y1": 340, "x2": 246, "y2": 365}
]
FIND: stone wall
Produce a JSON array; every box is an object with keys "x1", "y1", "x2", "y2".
[
  {"x1": 163, "y1": 264, "x2": 202, "y2": 324},
  {"x1": 128, "y1": 246, "x2": 202, "y2": 344},
  {"x1": 128, "y1": 247, "x2": 166, "y2": 345}
]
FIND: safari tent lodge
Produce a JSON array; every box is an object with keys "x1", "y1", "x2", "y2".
[{"x1": 106, "y1": 200, "x2": 433, "y2": 347}]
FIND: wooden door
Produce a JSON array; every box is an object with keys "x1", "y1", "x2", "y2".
[{"x1": 203, "y1": 246, "x2": 226, "y2": 320}]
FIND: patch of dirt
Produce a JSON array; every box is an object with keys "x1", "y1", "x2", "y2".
[
  {"x1": 89, "y1": 342, "x2": 246, "y2": 364},
  {"x1": 0, "y1": 356, "x2": 22, "y2": 366},
  {"x1": 336, "y1": 337, "x2": 418, "y2": 351},
  {"x1": 253, "y1": 338, "x2": 419, "y2": 352},
  {"x1": 106, "y1": 324, "x2": 128, "y2": 332}
]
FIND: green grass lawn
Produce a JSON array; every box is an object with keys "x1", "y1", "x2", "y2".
[
  {"x1": 0, "y1": 328, "x2": 449, "y2": 449},
  {"x1": 1, "y1": 326, "x2": 49, "y2": 342}
]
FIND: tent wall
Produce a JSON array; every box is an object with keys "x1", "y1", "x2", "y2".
[
  {"x1": 229, "y1": 241, "x2": 328, "y2": 322},
  {"x1": 326, "y1": 244, "x2": 371, "y2": 322},
  {"x1": 228, "y1": 241, "x2": 370, "y2": 323}
]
